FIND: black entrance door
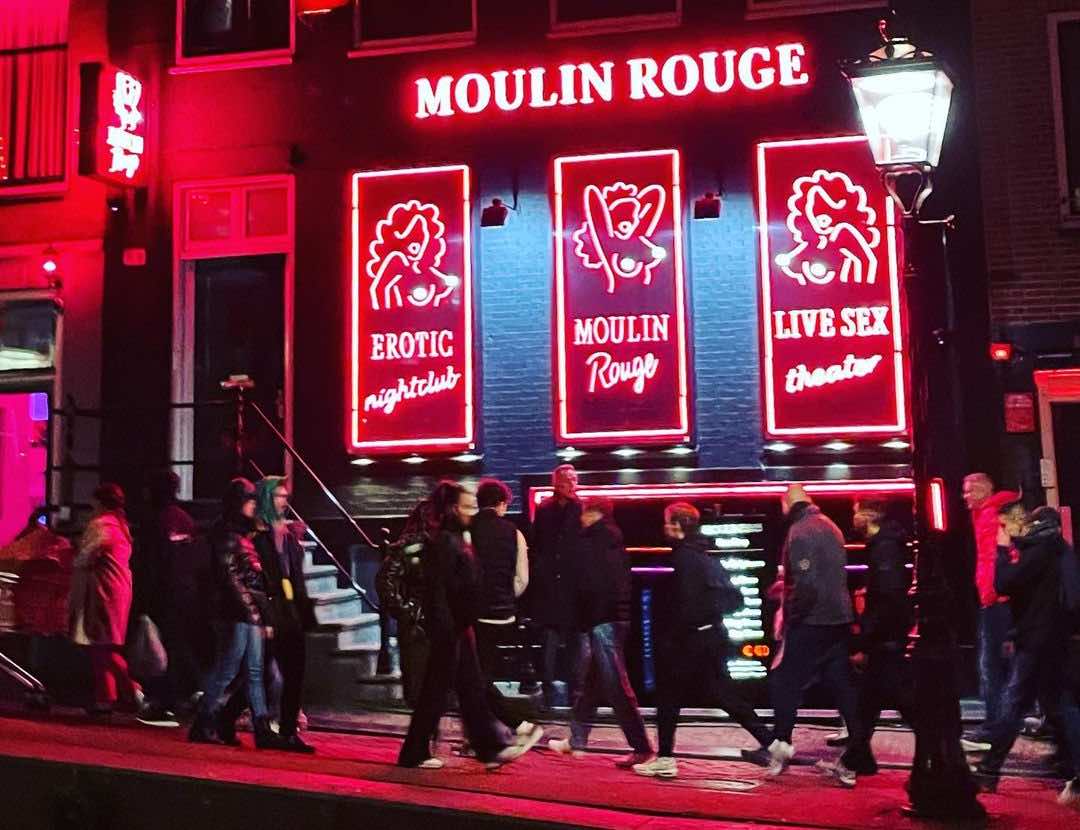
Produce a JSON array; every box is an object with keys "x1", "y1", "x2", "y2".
[
  {"x1": 1052, "y1": 401, "x2": 1080, "y2": 544},
  {"x1": 193, "y1": 254, "x2": 285, "y2": 499}
]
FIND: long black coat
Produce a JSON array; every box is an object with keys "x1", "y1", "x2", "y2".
[
  {"x1": 254, "y1": 524, "x2": 316, "y2": 633},
  {"x1": 529, "y1": 497, "x2": 581, "y2": 631}
]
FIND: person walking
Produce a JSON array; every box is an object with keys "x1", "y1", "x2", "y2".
[
  {"x1": 68, "y1": 483, "x2": 147, "y2": 719},
  {"x1": 839, "y1": 499, "x2": 917, "y2": 775},
  {"x1": 767, "y1": 484, "x2": 866, "y2": 787},
  {"x1": 962, "y1": 472, "x2": 1020, "y2": 751},
  {"x1": 398, "y1": 482, "x2": 539, "y2": 769},
  {"x1": 548, "y1": 497, "x2": 653, "y2": 768},
  {"x1": 530, "y1": 464, "x2": 582, "y2": 708},
  {"x1": 973, "y1": 504, "x2": 1069, "y2": 791},
  {"x1": 471, "y1": 478, "x2": 540, "y2": 740},
  {"x1": 633, "y1": 502, "x2": 771, "y2": 779},
  {"x1": 188, "y1": 478, "x2": 283, "y2": 749}
]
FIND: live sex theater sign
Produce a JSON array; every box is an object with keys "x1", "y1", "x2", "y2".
[
  {"x1": 554, "y1": 149, "x2": 691, "y2": 446},
  {"x1": 349, "y1": 165, "x2": 474, "y2": 454},
  {"x1": 757, "y1": 136, "x2": 908, "y2": 436}
]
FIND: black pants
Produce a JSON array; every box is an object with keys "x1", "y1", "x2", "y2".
[
  {"x1": 657, "y1": 626, "x2": 771, "y2": 757},
  {"x1": 398, "y1": 624, "x2": 430, "y2": 709},
  {"x1": 540, "y1": 626, "x2": 573, "y2": 704},
  {"x1": 398, "y1": 626, "x2": 511, "y2": 766},
  {"x1": 980, "y1": 641, "x2": 1057, "y2": 774},
  {"x1": 841, "y1": 646, "x2": 917, "y2": 768},
  {"x1": 476, "y1": 620, "x2": 533, "y2": 730},
  {"x1": 770, "y1": 623, "x2": 865, "y2": 753}
]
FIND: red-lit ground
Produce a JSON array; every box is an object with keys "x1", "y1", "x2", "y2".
[{"x1": 0, "y1": 710, "x2": 1073, "y2": 829}]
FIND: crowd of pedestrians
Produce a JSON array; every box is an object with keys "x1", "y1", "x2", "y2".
[{"x1": 7, "y1": 462, "x2": 1080, "y2": 808}]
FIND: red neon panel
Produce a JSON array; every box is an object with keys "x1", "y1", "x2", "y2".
[
  {"x1": 928, "y1": 477, "x2": 947, "y2": 532},
  {"x1": 989, "y1": 342, "x2": 1012, "y2": 362},
  {"x1": 80, "y1": 64, "x2": 147, "y2": 186},
  {"x1": 757, "y1": 136, "x2": 908, "y2": 437},
  {"x1": 527, "y1": 478, "x2": 914, "y2": 518},
  {"x1": 553, "y1": 149, "x2": 690, "y2": 446},
  {"x1": 349, "y1": 165, "x2": 474, "y2": 455}
]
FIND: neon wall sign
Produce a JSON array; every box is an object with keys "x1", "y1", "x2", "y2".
[
  {"x1": 415, "y1": 41, "x2": 810, "y2": 119},
  {"x1": 757, "y1": 136, "x2": 907, "y2": 437},
  {"x1": 554, "y1": 149, "x2": 690, "y2": 446},
  {"x1": 349, "y1": 165, "x2": 474, "y2": 455},
  {"x1": 79, "y1": 63, "x2": 147, "y2": 186}
]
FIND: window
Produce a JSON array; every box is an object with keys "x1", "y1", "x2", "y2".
[
  {"x1": 176, "y1": 0, "x2": 294, "y2": 72},
  {"x1": 0, "y1": 300, "x2": 59, "y2": 373},
  {"x1": 549, "y1": 0, "x2": 680, "y2": 37},
  {"x1": 0, "y1": 1, "x2": 68, "y2": 194},
  {"x1": 350, "y1": 0, "x2": 476, "y2": 57},
  {"x1": 1051, "y1": 14, "x2": 1080, "y2": 224},
  {"x1": 746, "y1": 0, "x2": 886, "y2": 19}
]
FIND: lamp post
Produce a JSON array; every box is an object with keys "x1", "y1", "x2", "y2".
[{"x1": 843, "y1": 19, "x2": 984, "y2": 820}]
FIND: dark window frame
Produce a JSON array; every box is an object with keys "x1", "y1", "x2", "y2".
[
  {"x1": 173, "y1": 0, "x2": 295, "y2": 75},
  {"x1": 745, "y1": 0, "x2": 886, "y2": 20},
  {"x1": 349, "y1": 0, "x2": 477, "y2": 59},
  {"x1": 548, "y1": 0, "x2": 681, "y2": 39},
  {"x1": 1050, "y1": 12, "x2": 1080, "y2": 225}
]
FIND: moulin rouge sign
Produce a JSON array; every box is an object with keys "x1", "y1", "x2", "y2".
[
  {"x1": 555, "y1": 150, "x2": 690, "y2": 445},
  {"x1": 350, "y1": 165, "x2": 473, "y2": 455},
  {"x1": 758, "y1": 136, "x2": 907, "y2": 436},
  {"x1": 414, "y1": 41, "x2": 810, "y2": 119}
]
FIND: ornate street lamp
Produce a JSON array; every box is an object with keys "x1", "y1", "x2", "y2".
[{"x1": 843, "y1": 19, "x2": 984, "y2": 821}]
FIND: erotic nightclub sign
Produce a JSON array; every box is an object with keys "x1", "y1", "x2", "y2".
[
  {"x1": 554, "y1": 149, "x2": 691, "y2": 445},
  {"x1": 349, "y1": 165, "x2": 474, "y2": 454},
  {"x1": 757, "y1": 137, "x2": 907, "y2": 437}
]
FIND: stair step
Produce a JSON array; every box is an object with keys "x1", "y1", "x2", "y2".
[
  {"x1": 303, "y1": 565, "x2": 339, "y2": 595},
  {"x1": 314, "y1": 613, "x2": 382, "y2": 650},
  {"x1": 310, "y1": 588, "x2": 365, "y2": 624}
]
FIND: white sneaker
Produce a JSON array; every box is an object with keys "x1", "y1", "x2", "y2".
[
  {"x1": 960, "y1": 737, "x2": 991, "y2": 753},
  {"x1": 548, "y1": 738, "x2": 585, "y2": 758},
  {"x1": 815, "y1": 759, "x2": 856, "y2": 788},
  {"x1": 633, "y1": 756, "x2": 678, "y2": 778},
  {"x1": 418, "y1": 757, "x2": 444, "y2": 769},
  {"x1": 1060, "y1": 778, "x2": 1080, "y2": 808},
  {"x1": 767, "y1": 739, "x2": 794, "y2": 776}
]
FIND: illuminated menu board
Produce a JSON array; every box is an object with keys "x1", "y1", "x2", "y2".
[{"x1": 701, "y1": 515, "x2": 770, "y2": 681}]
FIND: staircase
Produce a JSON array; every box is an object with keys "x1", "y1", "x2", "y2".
[{"x1": 300, "y1": 539, "x2": 403, "y2": 709}]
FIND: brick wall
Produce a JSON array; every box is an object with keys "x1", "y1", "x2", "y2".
[{"x1": 973, "y1": 0, "x2": 1080, "y2": 324}]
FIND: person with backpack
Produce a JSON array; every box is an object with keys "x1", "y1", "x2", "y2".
[{"x1": 633, "y1": 502, "x2": 772, "y2": 779}]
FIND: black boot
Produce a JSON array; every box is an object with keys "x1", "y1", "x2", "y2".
[
  {"x1": 188, "y1": 711, "x2": 223, "y2": 745},
  {"x1": 253, "y1": 716, "x2": 287, "y2": 750},
  {"x1": 216, "y1": 711, "x2": 242, "y2": 747},
  {"x1": 278, "y1": 732, "x2": 316, "y2": 754}
]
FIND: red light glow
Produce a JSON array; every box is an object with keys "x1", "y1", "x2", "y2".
[
  {"x1": 757, "y1": 136, "x2": 908, "y2": 437},
  {"x1": 349, "y1": 165, "x2": 474, "y2": 455},
  {"x1": 528, "y1": 478, "x2": 915, "y2": 517},
  {"x1": 989, "y1": 342, "x2": 1013, "y2": 362},
  {"x1": 928, "y1": 477, "x2": 947, "y2": 532},
  {"x1": 553, "y1": 149, "x2": 690, "y2": 446}
]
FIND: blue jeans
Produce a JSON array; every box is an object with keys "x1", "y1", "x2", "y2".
[
  {"x1": 977, "y1": 603, "x2": 1013, "y2": 732},
  {"x1": 569, "y1": 622, "x2": 651, "y2": 754},
  {"x1": 198, "y1": 621, "x2": 268, "y2": 719},
  {"x1": 981, "y1": 642, "x2": 1055, "y2": 773}
]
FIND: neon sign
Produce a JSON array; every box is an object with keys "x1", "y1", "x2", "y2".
[
  {"x1": 79, "y1": 63, "x2": 147, "y2": 186},
  {"x1": 350, "y1": 165, "x2": 474, "y2": 454},
  {"x1": 757, "y1": 136, "x2": 907, "y2": 437},
  {"x1": 415, "y1": 42, "x2": 810, "y2": 119},
  {"x1": 554, "y1": 149, "x2": 690, "y2": 446}
]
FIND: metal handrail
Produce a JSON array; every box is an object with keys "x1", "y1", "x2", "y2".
[{"x1": 245, "y1": 408, "x2": 380, "y2": 613}]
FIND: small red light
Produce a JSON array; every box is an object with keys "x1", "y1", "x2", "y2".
[
  {"x1": 990, "y1": 342, "x2": 1013, "y2": 362},
  {"x1": 928, "y1": 477, "x2": 947, "y2": 532},
  {"x1": 753, "y1": 645, "x2": 771, "y2": 658},
  {"x1": 741, "y1": 645, "x2": 754, "y2": 658}
]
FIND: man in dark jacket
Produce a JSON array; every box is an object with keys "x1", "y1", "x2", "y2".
[
  {"x1": 529, "y1": 464, "x2": 582, "y2": 707},
  {"x1": 975, "y1": 503, "x2": 1068, "y2": 790},
  {"x1": 398, "y1": 482, "x2": 540, "y2": 769},
  {"x1": 768, "y1": 484, "x2": 865, "y2": 787},
  {"x1": 634, "y1": 503, "x2": 771, "y2": 779},
  {"x1": 548, "y1": 497, "x2": 653, "y2": 768},
  {"x1": 189, "y1": 478, "x2": 283, "y2": 749},
  {"x1": 472, "y1": 478, "x2": 537, "y2": 735},
  {"x1": 840, "y1": 499, "x2": 916, "y2": 775}
]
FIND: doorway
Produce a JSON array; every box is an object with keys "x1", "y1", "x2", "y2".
[
  {"x1": 1051, "y1": 401, "x2": 1080, "y2": 544},
  {"x1": 192, "y1": 254, "x2": 285, "y2": 498}
]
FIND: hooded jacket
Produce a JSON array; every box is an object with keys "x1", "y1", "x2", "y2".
[
  {"x1": 573, "y1": 517, "x2": 631, "y2": 631},
  {"x1": 854, "y1": 519, "x2": 912, "y2": 651},
  {"x1": 781, "y1": 501, "x2": 853, "y2": 628},
  {"x1": 994, "y1": 511, "x2": 1065, "y2": 649},
  {"x1": 210, "y1": 478, "x2": 268, "y2": 626},
  {"x1": 972, "y1": 489, "x2": 1020, "y2": 608}
]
